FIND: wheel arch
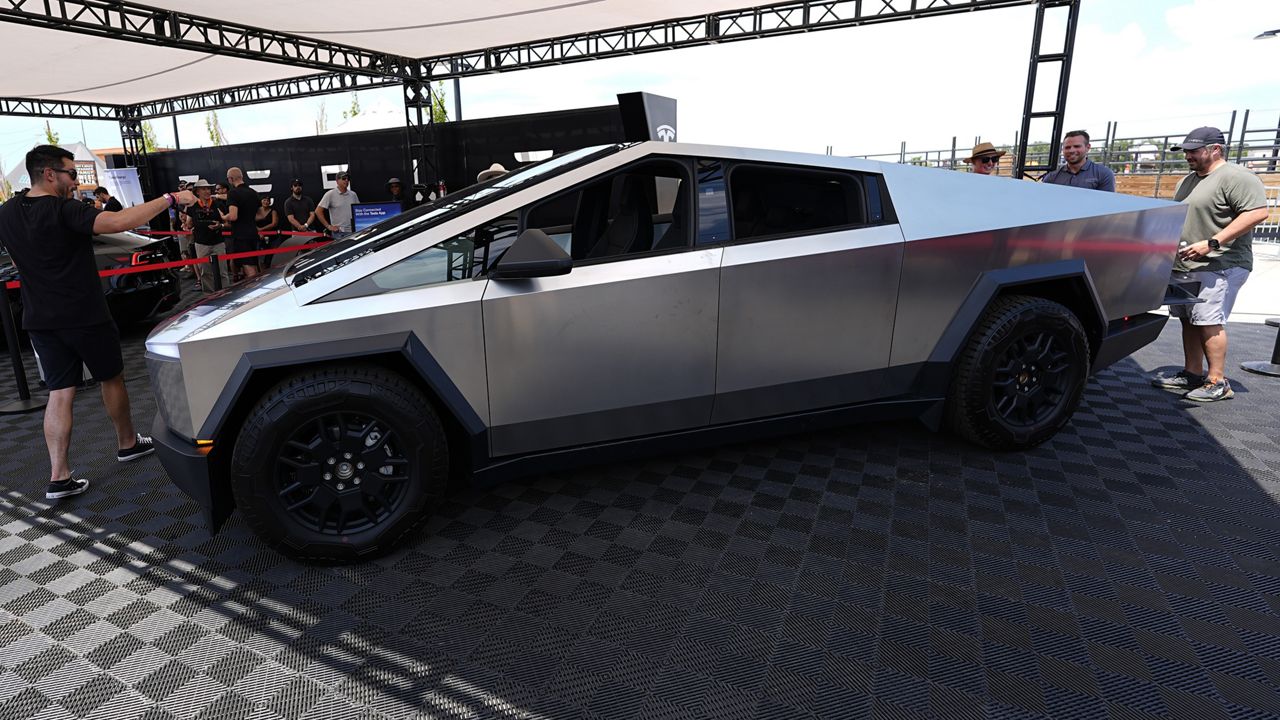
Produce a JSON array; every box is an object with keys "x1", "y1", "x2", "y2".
[
  {"x1": 200, "y1": 333, "x2": 488, "y2": 527},
  {"x1": 928, "y1": 260, "x2": 1106, "y2": 368}
]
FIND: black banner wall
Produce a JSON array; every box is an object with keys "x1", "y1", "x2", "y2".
[{"x1": 127, "y1": 105, "x2": 626, "y2": 206}]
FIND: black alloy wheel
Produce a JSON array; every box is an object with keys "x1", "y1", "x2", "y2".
[
  {"x1": 989, "y1": 330, "x2": 1075, "y2": 427},
  {"x1": 946, "y1": 295, "x2": 1090, "y2": 450},
  {"x1": 231, "y1": 365, "x2": 448, "y2": 562},
  {"x1": 276, "y1": 411, "x2": 410, "y2": 536}
]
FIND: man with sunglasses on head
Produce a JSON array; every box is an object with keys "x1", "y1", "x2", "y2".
[
  {"x1": 963, "y1": 142, "x2": 1005, "y2": 175},
  {"x1": 0, "y1": 145, "x2": 195, "y2": 501},
  {"x1": 1042, "y1": 130, "x2": 1115, "y2": 191}
]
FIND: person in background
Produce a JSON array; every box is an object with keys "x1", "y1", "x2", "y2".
[
  {"x1": 93, "y1": 186, "x2": 123, "y2": 212},
  {"x1": 0, "y1": 145, "x2": 194, "y2": 500},
  {"x1": 223, "y1": 167, "x2": 261, "y2": 279},
  {"x1": 1150, "y1": 127, "x2": 1269, "y2": 402},
  {"x1": 317, "y1": 171, "x2": 359, "y2": 239},
  {"x1": 476, "y1": 163, "x2": 508, "y2": 184},
  {"x1": 282, "y1": 178, "x2": 318, "y2": 234},
  {"x1": 255, "y1": 194, "x2": 280, "y2": 253},
  {"x1": 181, "y1": 180, "x2": 230, "y2": 292},
  {"x1": 386, "y1": 177, "x2": 414, "y2": 211},
  {"x1": 1041, "y1": 130, "x2": 1116, "y2": 191},
  {"x1": 962, "y1": 142, "x2": 1005, "y2": 175}
]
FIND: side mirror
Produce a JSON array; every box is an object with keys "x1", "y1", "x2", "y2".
[{"x1": 491, "y1": 228, "x2": 572, "y2": 279}]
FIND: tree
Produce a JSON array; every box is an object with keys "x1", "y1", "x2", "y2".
[
  {"x1": 141, "y1": 121, "x2": 158, "y2": 153},
  {"x1": 315, "y1": 100, "x2": 328, "y2": 134},
  {"x1": 205, "y1": 111, "x2": 227, "y2": 146},
  {"x1": 341, "y1": 92, "x2": 361, "y2": 120},
  {"x1": 43, "y1": 120, "x2": 59, "y2": 146},
  {"x1": 431, "y1": 82, "x2": 449, "y2": 124}
]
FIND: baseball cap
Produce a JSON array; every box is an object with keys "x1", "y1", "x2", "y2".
[
  {"x1": 290, "y1": 178, "x2": 302, "y2": 186},
  {"x1": 1170, "y1": 126, "x2": 1226, "y2": 151}
]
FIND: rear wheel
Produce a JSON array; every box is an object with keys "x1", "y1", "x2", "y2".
[
  {"x1": 230, "y1": 365, "x2": 447, "y2": 562},
  {"x1": 946, "y1": 295, "x2": 1090, "y2": 450}
]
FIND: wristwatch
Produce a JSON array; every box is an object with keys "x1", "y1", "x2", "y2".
[{"x1": 1207, "y1": 238, "x2": 1221, "y2": 251}]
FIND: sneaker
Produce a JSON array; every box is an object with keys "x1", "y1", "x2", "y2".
[
  {"x1": 1185, "y1": 378, "x2": 1235, "y2": 402},
  {"x1": 46, "y1": 476, "x2": 89, "y2": 500},
  {"x1": 117, "y1": 433, "x2": 156, "y2": 462},
  {"x1": 1150, "y1": 370, "x2": 1204, "y2": 389}
]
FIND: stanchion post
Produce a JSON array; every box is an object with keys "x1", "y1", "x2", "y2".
[
  {"x1": 0, "y1": 284, "x2": 47, "y2": 414},
  {"x1": 210, "y1": 254, "x2": 223, "y2": 291}
]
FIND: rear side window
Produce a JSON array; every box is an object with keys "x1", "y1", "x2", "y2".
[{"x1": 728, "y1": 166, "x2": 868, "y2": 241}]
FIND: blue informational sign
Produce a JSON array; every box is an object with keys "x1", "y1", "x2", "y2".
[{"x1": 352, "y1": 202, "x2": 403, "y2": 231}]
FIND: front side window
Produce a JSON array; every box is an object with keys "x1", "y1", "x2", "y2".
[
  {"x1": 729, "y1": 165, "x2": 868, "y2": 241},
  {"x1": 524, "y1": 158, "x2": 692, "y2": 262},
  {"x1": 323, "y1": 211, "x2": 518, "y2": 301}
]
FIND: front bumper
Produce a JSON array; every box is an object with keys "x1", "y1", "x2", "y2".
[
  {"x1": 153, "y1": 413, "x2": 233, "y2": 531},
  {"x1": 1093, "y1": 312, "x2": 1168, "y2": 373}
]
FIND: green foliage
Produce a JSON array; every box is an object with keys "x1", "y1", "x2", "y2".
[
  {"x1": 43, "y1": 120, "x2": 59, "y2": 146},
  {"x1": 141, "y1": 121, "x2": 158, "y2": 153},
  {"x1": 342, "y1": 92, "x2": 361, "y2": 120},
  {"x1": 205, "y1": 111, "x2": 227, "y2": 146},
  {"x1": 431, "y1": 82, "x2": 449, "y2": 124}
]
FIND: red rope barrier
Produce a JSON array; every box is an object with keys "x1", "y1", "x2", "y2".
[
  {"x1": 3, "y1": 240, "x2": 332, "y2": 290},
  {"x1": 137, "y1": 230, "x2": 328, "y2": 237}
]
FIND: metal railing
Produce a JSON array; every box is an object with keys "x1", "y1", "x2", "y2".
[{"x1": 851, "y1": 108, "x2": 1280, "y2": 194}]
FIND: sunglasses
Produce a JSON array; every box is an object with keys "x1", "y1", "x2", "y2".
[
  {"x1": 51, "y1": 168, "x2": 78, "y2": 179},
  {"x1": 976, "y1": 156, "x2": 1000, "y2": 165}
]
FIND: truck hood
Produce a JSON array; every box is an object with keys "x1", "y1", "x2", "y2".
[{"x1": 145, "y1": 270, "x2": 292, "y2": 357}]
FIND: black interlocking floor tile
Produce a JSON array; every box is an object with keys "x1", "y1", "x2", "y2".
[{"x1": 3, "y1": 310, "x2": 1280, "y2": 718}]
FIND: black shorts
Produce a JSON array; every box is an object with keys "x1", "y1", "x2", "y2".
[
  {"x1": 228, "y1": 235, "x2": 259, "y2": 267},
  {"x1": 28, "y1": 322, "x2": 124, "y2": 390}
]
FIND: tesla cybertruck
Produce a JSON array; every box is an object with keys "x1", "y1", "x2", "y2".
[{"x1": 146, "y1": 142, "x2": 1186, "y2": 561}]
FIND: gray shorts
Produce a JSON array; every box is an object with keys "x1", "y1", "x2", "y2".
[{"x1": 1169, "y1": 267, "x2": 1249, "y2": 326}]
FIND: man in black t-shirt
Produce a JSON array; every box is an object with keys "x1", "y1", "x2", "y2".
[
  {"x1": 223, "y1": 167, "x2": 260, "y2": 279},
  {"x1": 0, "y1": 145, "x2": 194, "y2": 500},
  {"x1": 93, "y1": 186, "x2": 123, "y2": 212},
  {"x1": 282, "y1": 178, "x2": 318, "y2": 233}
]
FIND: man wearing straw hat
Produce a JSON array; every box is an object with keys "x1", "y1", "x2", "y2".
[{"x1": 963, "y1": 142, "x2": 1006, "y2": 175}]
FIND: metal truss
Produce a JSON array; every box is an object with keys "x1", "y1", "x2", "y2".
[
  {"x1": 1013, "y1": 0, "x2": 1080, "y2": 178},
  {"x1": 0, "y1": 96, "x2": 120, "y2": 120},
  {"x1": 403, "y1": 78, "x2": 438, "y2": 190},
  {"x1": 0, "y1": 0, "x2": 414, "y2": 77},
  {"x1": 135, "y1": 72, "x2": 401, "y2": 120},
  {"x1": 419, "y1": 0, "x2": 1038, "y2": 78},
  {"x1": 118, "y1": 106, "x2": 151, "y2": 194}
]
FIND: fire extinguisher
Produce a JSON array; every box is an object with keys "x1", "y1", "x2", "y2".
[{"x1": 436, "y1": 179, "x2": 447, "y2": 198}]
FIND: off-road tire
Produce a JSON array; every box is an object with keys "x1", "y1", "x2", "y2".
[
  {"x1": 230, "y1": 365, "x2": 447, "y2": 562},
  {"x1": 946, "y1": 295, "x2": 1090, "y2": 450}
]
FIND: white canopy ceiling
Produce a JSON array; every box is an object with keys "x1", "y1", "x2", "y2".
[{"x1": 1, "y1": 0, "x2": 756, "y2": 107}]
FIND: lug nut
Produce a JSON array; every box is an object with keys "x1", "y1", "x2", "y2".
[
  {"x1": 337, "y1": 483, "x2": 345, "y2": 490},
  {"x1": 323, "y1": 473, "x2": 332, "y2": 481},
  {"x1": 327, "y1": 457, "x2": 336, "y2": 465},
  {"x1": 343, "y1": 452, "x2": 352, "y2": 460},
  {"x1": 356, "y1": 462, "x2": 364, "y2": 470},
  {"x1": 354, "y1": 478, "x2": 361, "y2": 485}
]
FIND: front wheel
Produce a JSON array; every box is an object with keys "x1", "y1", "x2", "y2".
[
  {"x1": 946, "y1": 295, "x2": 1090, "y2": 450},
  {"x1": 230, "y1": 365, "x2": 447, "y2": 562}
]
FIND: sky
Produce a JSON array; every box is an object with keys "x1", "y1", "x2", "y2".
[{"x1": 1, "y1": 0, "x2": 1277, "y2": 179}]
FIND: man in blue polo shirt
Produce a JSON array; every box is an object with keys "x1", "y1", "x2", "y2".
[{"x1": 1042, "y1": 130, "x2": 1115, "y2": 191}]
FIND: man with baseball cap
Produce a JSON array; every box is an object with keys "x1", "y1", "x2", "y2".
[
  {"x1": 1150, "y1": 126, "x2": 1269, "y2": 401},
  {"x1": 963, "y1": 142, "x2": 1005, "y2": 175},
  {"x1": 282, "y1": 178, "x2": 318, "y2": 234}
]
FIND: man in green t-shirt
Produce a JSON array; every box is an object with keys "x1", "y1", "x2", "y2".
[{"x1": 1150, "y1": 127, "x2": 1269, "y2": 402}]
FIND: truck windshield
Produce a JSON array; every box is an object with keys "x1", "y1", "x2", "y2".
[{"x1": 286, "y1": 144, "x2": 624, "y2": 287}]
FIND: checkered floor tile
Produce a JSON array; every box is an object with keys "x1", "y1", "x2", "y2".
[{"x1": 2, "y1": 287, "x2": 1279, "y2": 719}]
